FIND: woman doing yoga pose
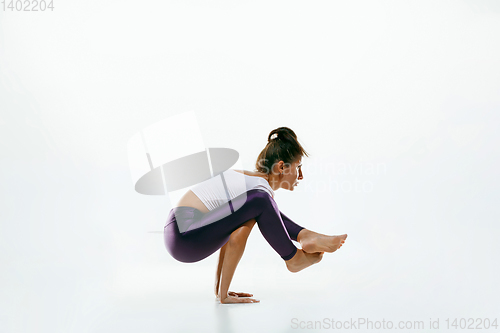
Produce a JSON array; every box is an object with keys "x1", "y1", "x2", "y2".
[{"x1": 164, "y1": 127, "x2": 347, "y2": 304}]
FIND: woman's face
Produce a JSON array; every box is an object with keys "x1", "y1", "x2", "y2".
[{"x1": 280, "y1": 157, "x2": 303, "y2": 191}]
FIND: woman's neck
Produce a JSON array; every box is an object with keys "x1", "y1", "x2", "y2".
[
  {"x1": 258, "y1": 172, "x2": 280, "y2": 191},
  {"x1": 243, "y1": 170, "x2": 280, "y2": 191}
]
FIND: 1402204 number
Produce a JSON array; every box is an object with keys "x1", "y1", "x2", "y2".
[{"x1": 2, "y1": 0, "x2": 54, "y2": 11}]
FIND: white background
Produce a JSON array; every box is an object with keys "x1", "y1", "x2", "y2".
[{"x1": 1, "y1": 1, "x2": 499, "y2": 332}]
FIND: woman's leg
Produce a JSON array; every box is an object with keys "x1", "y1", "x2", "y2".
[
  {"x1": 165, "y1": 189, "x2": 300, "y2": 263},
  {"x1": 279, "y1": 210, "x2": 305, "y2": 242},
  {"x1": 279, "y1": 210, "x2": 347, "y2": 252},
  {"x1": 165, "y1": 189, "x2": 325, "y2": 273}
]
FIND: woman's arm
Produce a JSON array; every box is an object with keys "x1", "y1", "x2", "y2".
[
  {"x1": 214, "y1": 243, "x2": 227, "y2": 297},
  {"x1": 216, "y1": 219, "x2": 259, "y2": 304},
  {"x1": 215, "y1": 243, "x2": 254, "y2": 299}
]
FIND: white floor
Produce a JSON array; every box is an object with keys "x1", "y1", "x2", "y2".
[
  {"x1": 2, "y1": 157, "x2": 499, "y2": 333},
  {"x1": 3, "y1": 228, "x2": 499, "y2": 333}
]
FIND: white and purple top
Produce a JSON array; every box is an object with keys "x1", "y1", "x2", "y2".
[{"x1": 190, "y1": 169, "x2": 274, "y2": 212}]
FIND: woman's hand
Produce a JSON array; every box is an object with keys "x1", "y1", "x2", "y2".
[
  {"x1": 228, "y1": 291, "x2": 253, "y2": 297},
  {"x1": 219, "y1": 295, "x2": 260, "y2": 304},
  {"x1": 216, "y1": 291, "x2": 258, "y2": 303}
]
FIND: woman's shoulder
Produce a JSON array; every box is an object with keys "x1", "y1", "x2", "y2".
[
  {"x1": 232, "y1": 169, "x2": 267, "y2": 178},
  {"x1": 232, "y1": 169, "x2": 251, "y2": 176}
]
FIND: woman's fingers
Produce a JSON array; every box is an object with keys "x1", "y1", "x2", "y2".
[
  {"x1": 228, "y1": 291, "x2": 252, "y2": 296},
  {"x1": 238, "y1": 297, "x2": 259, "y2": 303},
  {"x1": 228, "y1": 291, "x2": 253, "y2": 297},
  {"x1": 220, "y1": 296, "x2": 260, "y2": 304},
  {"x1": 236, "y1": 292, "x2": 253, "y2": 297}
]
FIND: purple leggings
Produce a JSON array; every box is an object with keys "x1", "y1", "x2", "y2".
[{"x1": 164, "y1": 189, "x2": 305, "y2": 263}]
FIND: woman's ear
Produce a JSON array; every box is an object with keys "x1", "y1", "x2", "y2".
[{"x1": 277, "y1": 160, "x2": 283, "y2": 172}]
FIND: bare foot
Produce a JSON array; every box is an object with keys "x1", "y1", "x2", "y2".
[
  {"x1": 299, "y1": 230, "x2": 348, "y2": 253},
  {"x1": 218, "y1": 295, "x2": 260, "y2": 304},
  {"x1": 285, "y1": 249, "x2": 324, "y2": 273}
]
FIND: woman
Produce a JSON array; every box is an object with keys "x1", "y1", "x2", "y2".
[{"x1": 164, "y1": 127, "x2": 348, "y2": 304}]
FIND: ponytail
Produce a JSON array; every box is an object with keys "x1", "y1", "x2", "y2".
[{"x1": 255, "y1": 127, "x2": 309, "y2": 174}]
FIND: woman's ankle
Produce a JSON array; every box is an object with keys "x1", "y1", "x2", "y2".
[
  {"x1": 297, "y1": 229, "x2": 317, "y2": 243},
  {"x1": 296, "y1": 229, "x2": 307, "y2": 243},
  {"x1": 297, "y1": 229, "x2": 320, "y2": 253},
  {"x1": 286, "y1": 248, "x2": 303, "y2": 264},
  {"x1": 285, "y1": 249, "x2": 323, "y2": 273}
]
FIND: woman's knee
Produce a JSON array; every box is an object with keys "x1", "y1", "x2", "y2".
[
  {"x1": 242, "y1": 218, "x2": 257, "y2": 229},
  {"x1": 248, "y1": 190, "x2": 275, "y2": 208}
]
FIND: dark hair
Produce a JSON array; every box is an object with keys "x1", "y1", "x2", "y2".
[{"x1": 255, "y1": 127, "x2": 310, "y2": 174}]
